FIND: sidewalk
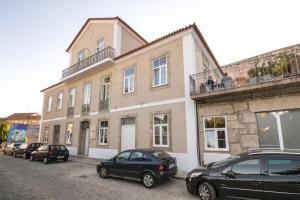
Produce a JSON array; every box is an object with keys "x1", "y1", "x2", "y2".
[{"x1": 69, "y1": 155, "x2": 187, "y2": 180}]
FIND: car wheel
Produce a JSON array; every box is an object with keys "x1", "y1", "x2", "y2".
[
  {"x1": 30, "y1": 155, "x2": 35, "y2": 161},
  {"x1": 43, "y1": 157, "x2": 48, "y2": 164},
  {"x1": 198, "y1": 182, "x2": 216, "y2": 200},
  {"x1": 97, "y1": 166, "x2": 109, "y2": 178},
  {"x1": 142, "y1": 173, "x2": 156, "y2": 188}
]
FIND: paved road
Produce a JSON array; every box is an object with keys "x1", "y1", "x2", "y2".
[{"x1": 0, "y1": 153, "x2": 198, "y2": 200}]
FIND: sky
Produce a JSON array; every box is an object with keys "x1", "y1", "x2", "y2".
[{"x1": 0, "y1": 0, "x2": 299, "y2": 118}]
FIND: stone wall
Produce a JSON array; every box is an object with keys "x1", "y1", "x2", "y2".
[{"x1": 197, "y1": 92, "x2": 300, "y2": 163}]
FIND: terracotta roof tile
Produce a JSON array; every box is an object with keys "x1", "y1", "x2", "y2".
[{"x1": 5, "y1": 113, "x2": 41, "y2": 121}]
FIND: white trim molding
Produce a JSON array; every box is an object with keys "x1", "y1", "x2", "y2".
[
  {"x1": 113, "y1": 21, "x2": 122, "y2": 57},
  {"x1": 41, "y1": 117, "x2": 67, "y2": 123}
]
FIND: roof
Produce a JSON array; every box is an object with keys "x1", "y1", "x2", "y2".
[
  {"x1": 66, "y1": 16, "x2": 148, "y2": 52},
  {"x1": 244, "y1": 149, "x2": 300, "y2": 156},
  {"x1": 42, "y1": 21, "x2": 222, "y2": 92},
  {"x1": 5, "y1": 113, "x2": 41, "y2": 121}
]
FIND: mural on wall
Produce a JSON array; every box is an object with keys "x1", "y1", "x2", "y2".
[{"x1": 8, "y1": 124, "x2": 28, "y2": 143}]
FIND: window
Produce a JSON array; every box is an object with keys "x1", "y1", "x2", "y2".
[
  {"x1": 68, "y1": 88, "x2": 76, "y2": 108},
  {"x1": 78, "y1": 50, "x2": 85, "y2": 62},
  {"x1": 65, "y1": 123, "x2": 73, "y2": 145},
  {"x1": 47, "y1": 96, "x2": 52, "y2": 112},
  {"x1": 57, "y1": 92, "x2": 63, "y2": 110},
  {"x1": 232, "y1": 159, "x2": 261, "y2": 175},
  {"x1": 99, "y1": 121, "x2": 108, "y2": 145},
  {"x1": 123, "y1": 68, "x2": 135, "y2": 94},
  {"x1": 44, "y1": 127, "x2": 49, "y2": 143},
  {"x1": 257, "y1": 110, "x2": 300, "y2": 150},
  {"x1": 204, "y1": 116, "x2": 228, "y2": 151},
  {"x1": 153, "y1": 114, "x2": 169, "y2": 147},
  {"x1": 101, "y1": 76, "x2": 110, "y2": 100},
  {"x1": 130, "y1": 152, "x2": 150, "y2": 161},
  {"x1": 116, "y1": 151, "x2": 131, "y2": 160},
  {"x1": 152, "y1": 55, "x2": 167, "y2": 87},
  {"x1": 82, "y1": 83, "x2": 91, "y2": 113},
  {"x1": 96, "y1": 38, "x2": 105, "y2": 52},
  {"x1": 268, "y1": 159, "x2": 300, "y2": 176}
]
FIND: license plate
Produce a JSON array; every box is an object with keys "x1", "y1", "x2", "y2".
[
  {"x1": 57, "y1": 156, "x2": 64, "y2": 159},
  {"x1": 169, "y1": 163, "x2": 175, "y2": 169}
]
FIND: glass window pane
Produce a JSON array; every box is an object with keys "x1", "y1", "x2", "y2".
[
  {"x1": 154, "y1": 114, "x2": 167, "y2": 124},
  {"x1": 256, "y1": 112, "x2": 280, "y2": 148},
  {"x1": 206, "y1": 130, "x2": 216, "y2": 148},
  {"x1": 204, "y1": 117, "x2": 214, "y2": 128},
  {"x1": 130, "y1": 77, "x2": 134, "y2": 92},
  {"x1": 280, "y1": 110, "x2": 300, "y2": 149},
  {"x1": 268, "y1": 159, "x2": 300, "y2": 176},
  {"x1": 155, "y1": 127, "x2": 160, "y2": 145},
  {"x1": 121, "y1": 117, "x2": 135, "y2": 125},
  {"x1": 232, "y1": 159, "x2": 261, "y2": 175},
  {"x1": 125, "y1": 68, "x2": 134, "y2": 76},
  {"x1": 161, "y1": 66, "x2": 166, "y2": 84},
  {"x1": 100, "y1": 121, "x2": 108, "y2": 128},
  {"x1": 154, "y1": 68, "x2": 160, "y2": 85},
  {"x1": 124, "y1": 78, "x2": 129, "y2": 93},
  {"x1": 153, "y1": 59, "x2": 160, "y2": 68},
  {"x1": 217, "y1": 130, "x2": 226, "y2": 148},
  {"x1": 160, "y1": 56, "x2": 166, "y2": 65},
  {"x1": 215, "y1": 117, "x2": 225, "y2": 128}
]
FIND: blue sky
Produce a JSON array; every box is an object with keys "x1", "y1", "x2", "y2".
[{"x1": 0, "y1": 0, "x2": 299, "y2": 117}]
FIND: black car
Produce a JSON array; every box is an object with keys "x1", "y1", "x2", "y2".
[
  {"x1": 13, "y1": 143, "x2": 43, "y2": 159},
  {"x1": 186, "y1": 150, "x2": 300, "y2": 200},
  {"x1": 3, "y1": 143, "x2": 21, "y2": 156},
  {"x1": 96, "y1": 149, "x2": 177, "y2": 188},
  {"x1": 30, "y1": 144, "x2": 69, "y2": 164}
]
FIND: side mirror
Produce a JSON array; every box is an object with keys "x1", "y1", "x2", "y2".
[{"x1": 226, "y1": 171, "x2": 236, "y2": 179}]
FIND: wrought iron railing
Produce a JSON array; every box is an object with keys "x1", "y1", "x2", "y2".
[
  {"x1": 82, "y1": 104, "x2": 90, "y2": 114},
  {"x1": 67, "y1": 107, "x2": 74, "y2": 116},
  {"x1": 62, "y1": 46, "x2": 115, "y2": 79},
  {"x1": 190, "y1": 49, "x2": 300, "y2": 95},
  {"x1": 99, "y1": 99, "x2": 109, "y2": 111}
]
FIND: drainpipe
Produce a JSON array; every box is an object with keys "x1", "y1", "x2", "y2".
[
  {"x1": 295, "y1": 50, "x2": 300, "y2": 75},
  {"x1": 195, "y1": 102, "x2": 201, "y2": 166}
]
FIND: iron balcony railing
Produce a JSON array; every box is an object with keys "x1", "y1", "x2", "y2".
[
  {"x1": 99, "y1": 99, "x2": 109, "y2": 111},
  {"x1": 190, "y1": 49, "x2": 300, "y2": 95},
  {"x1": 62, "y1": 46, "x2": 115, "y2": 79},
  {"x1": 67, "y1": 107, "x2": 74, "y2": 116}
]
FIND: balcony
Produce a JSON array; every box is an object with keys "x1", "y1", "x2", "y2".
[
  {"x1": 67, "y1": 107, "x2": 74, "y2": 116},
  {"x1": 190, "y1": 49, "x2": 300, "y2": 102},
  {"x1": 62, "y1": 47, "x2": 115, "y2": 81},
  {"x1": 99, "y1": 99, "x2": 109, "y2": 111}
]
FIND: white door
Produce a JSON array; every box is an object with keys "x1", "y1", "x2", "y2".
[
  {"x1": 121, "y1": 125, "x2": 136, "y2": 151},
  {"x1": 84, "y1": 128, "x2": 89, "y2": 155}
]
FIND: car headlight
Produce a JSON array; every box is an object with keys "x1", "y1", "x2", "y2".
[
  {"x1": 189, "y1": 172, "x2": 203, "y2": 178},
  {"x1": 97, "y1": 161, "x2": 101, "y2": 166}
]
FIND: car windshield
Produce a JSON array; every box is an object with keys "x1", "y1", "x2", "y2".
[
  {"x1": 208, "y1": 155, "x2": 241, "y2": 168},
  {"x1": 153, "y1": 150, "x2": 172, "y2": 160},
  {"x1": 38, "y1": 145, "x2": 47, "y2": 151}
]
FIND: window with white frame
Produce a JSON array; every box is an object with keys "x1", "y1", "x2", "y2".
[
  {"x1": 68, "y1": 88, "x2": 76, "y2": 108},
  {"x1": 123, "y1": 67, "x2": 135, "y2": 94},
  {"x1": 83, "y1": 83, "x2": 92, "y2": 105},
  {"x1": 99, "y1": 121, "x2": 108, "y2": 145},
  {"x1": 47, "y1": 96, "x2": 52, "y2": 112},
  {"x1": 65, "y1": 123, "x2": 73, "y2": 145},
  {"x1": 204, "y1": 116, "x2": 228, "y2": 151},
  {"x1": 57, "y1": 92, "x2": 63, "y2": 110},
  {"x1": 152, "y1": 55, "x2": 168, "y2": 87},
  {"x1": 78, "y1": 50, "x2": 85, "y2": 62},
  {"x1": 96, "y1": 38, "x2": 105, "y2": 52},
  {"x1": 101, "y1": 76, "x2": 110, "y2": 100},
  {"x1": 153, "y1": 114, "x2": 169, "y2": 147},
  {"x1": 44, "y1": 127, "x2": 49, "y2": 143}
]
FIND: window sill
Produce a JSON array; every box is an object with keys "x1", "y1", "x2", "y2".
[
  {"x1": 204, "y1": 148, "x2": 230, "y2": 152},
  {"x1": 150, "y1": 83, "x2": 170, "y2": 91}
]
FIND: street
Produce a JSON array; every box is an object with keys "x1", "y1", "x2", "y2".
[{"x1": 0, "y1": 153, "x2": 198, "y2": 200}]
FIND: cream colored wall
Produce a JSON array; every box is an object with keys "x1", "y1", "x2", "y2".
[
  {"x1": 69, "y1": 23, "x2": 114, "y2": 66},
  {"x1": 41, "y1": 37, "x2": 188, "y2": 153},
  {"x1": 120, "y1": 26, "x2": 144, "y2": 54}
]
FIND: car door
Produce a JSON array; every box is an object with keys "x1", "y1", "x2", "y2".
[
  {"x1": 109, "y1": 151, "x2": 131, "y2": 176},
  {"x1": 127, "y1": 151, "x2": 149, "y2": 179},
  {"x1": 219, "y1": 158, "x2": 265, "y2": 199},
  {"x1": 263, "y1": 157, "x2": 300, "y2": 200}
]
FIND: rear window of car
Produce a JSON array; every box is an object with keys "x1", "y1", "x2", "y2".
[
  {"x1": 153, "y1": 150, "x2": 172, "y2": 160},
  {"x1": 268, "y1": 159, "x2": 300, "y2": 176},
  {"x1": 60, "y1": 145, "x2": 66, "y2": 150}
]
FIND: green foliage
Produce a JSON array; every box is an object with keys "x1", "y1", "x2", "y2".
[{"x1": 0, "y1": 121, "x2": 11, "y2": 142}]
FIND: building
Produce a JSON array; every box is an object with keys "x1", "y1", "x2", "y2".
[
  {"x1": 39, "y1": 17, "x2": 221, "y2": 171},
  {"x1": 5, "y1": 113, "x2": 41, "y2": 125},
  {"x1": 190, "y1": 44, "x2": 300, "y2": 164}
]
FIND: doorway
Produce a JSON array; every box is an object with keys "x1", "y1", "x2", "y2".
[
  {"x1": 78, "y1": 121, "x2": 90, "y2": 156},
  {"x1": 121, "y1": 117, "x2": 136, "y2": 151},
  {"x1": 53, "y1": 125, "x2": 60, "y2": 145}
]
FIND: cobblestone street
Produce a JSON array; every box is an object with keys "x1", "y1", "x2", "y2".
[{"x1": 0, "y1": 153, "x2": 197, "y2": 200}]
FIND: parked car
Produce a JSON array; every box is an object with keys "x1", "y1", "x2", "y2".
[
  {"x1": 96, "y1": 149, "x2": 177, "y2": 188},
  {"x1": 13, "y1": 143, "x2": 43, "y2": 159},
  {"x1": 0, "y1": 142, "x2": 7, "y2": 152},
  {"x1": 3, "y1": 143, "x2": 21, "y2": 156},
  {"x1": 30, "y1": 144, "x2": 69, "y2": 164},
  {"x1": 185, "y1": 149, "x2": 300, "y2": 200}
]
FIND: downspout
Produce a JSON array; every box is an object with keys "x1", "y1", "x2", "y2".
[{"x1": 195, "y1": 102, "x2": 201, "y2": 166}]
